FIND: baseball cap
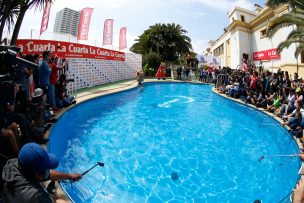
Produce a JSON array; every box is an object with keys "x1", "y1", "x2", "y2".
[
  {"x1": 32, "y1": 88, "x2": 43, "y2": 98},
  {"x1": 19, "y1": 143, "x2": 59, "y2": 174}
]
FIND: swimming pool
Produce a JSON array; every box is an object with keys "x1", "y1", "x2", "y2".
[{"x1": 49, "y1": 82, "x2": 300, "y2": 203}]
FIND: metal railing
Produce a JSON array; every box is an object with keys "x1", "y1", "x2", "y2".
[{"x1": 216, "y1": 74, "x2": 228, "y2": 89}]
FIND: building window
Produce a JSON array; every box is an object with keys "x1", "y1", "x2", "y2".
[
  {"x1": 232, "y1": 17, "x2": 235, "y2": 21},
  {"x1": 213, "y1": 44, "x2": 224, "y2": 56},
  {"x1": 260, "y1": 28, "x2": 267, "y2": 38},
  {"x1": 241, "y1": 15, "x2": 245, "y2": 22}
]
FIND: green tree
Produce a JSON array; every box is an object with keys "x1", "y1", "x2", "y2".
[
  {"x1": 0, "y1": 0, "x2": 20, "y2": 41},
  {"x1": 266, "y1": 0, "x2": 304, "y2": 59},
  {"x1": 130, "y1": 23, "x2": 192, "y2": 62},
  {"x1": 142, "y1": 51, "x2": 161, "y2": 71},
  {"x1": 10, "y1": 0, "x2": 54, "y2": 45},
  {"x1": 266, "y1": 0, "x2": 304, "y2": 8}
]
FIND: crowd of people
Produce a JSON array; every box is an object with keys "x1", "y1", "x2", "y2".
[
  {"x1": 0, "y1": 50, "x2": 79, "y2": 202},
  {"x1": 215, "y1": 61, "x2": 304, "y2": 139},
  {"x1": 214, "y1": 59, "x2": 304, "y2": 202}
]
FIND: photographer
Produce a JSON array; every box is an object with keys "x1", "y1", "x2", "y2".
[
  {"x1": 30, "y1": 88, "x2": 55, "y2": 132},
  {"x1": 38, "y1": 51, "x2": 51, "y2": 105},
  {"x1": 32, "y1": 54, "x2": 40, "y2": 89},
  {"x1": 0, "y1": 46, "x2": 49, "y2": 145},
  {"x1": 55, "y1": 74, "x2": 76, "y2": 108},
  {"x1": 49, "y1": 55, "x2": 66, "y2": 111}
]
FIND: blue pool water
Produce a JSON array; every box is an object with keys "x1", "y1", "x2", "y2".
[{"x1": 49, "y1": 83, "x2": 300, "y2": 203}]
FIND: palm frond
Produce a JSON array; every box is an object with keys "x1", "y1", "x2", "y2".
[
  {"x1": 277, "y1": 39, "x2": 304, "y2": 52},
  {"x1": 286, "y1": 28, "x2": 304, "y2": 40},
  {"x1": 267, "y1": 11, "x2": 304, "y2": 37},
  {"x1": 295, "y1": 43, "x2": 304, "y2": 58},
  {"x1": 267, "y1": 0, "x2": 304, "y2": 9}
]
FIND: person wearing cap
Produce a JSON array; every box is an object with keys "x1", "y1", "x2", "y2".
[
  {"x1": 30, "y1": 88, "x2": 56, "y2": 135},
  {"x1": 1, "y1": 143, "x2": 82, "y2": 203},
  {"x1": 55, "y1": 74, "x2": 76, "y2": 108}
]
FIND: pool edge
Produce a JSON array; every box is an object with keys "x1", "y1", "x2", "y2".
[{"x1": 212, "y1": 87, "x2": 303, "y2": 201}]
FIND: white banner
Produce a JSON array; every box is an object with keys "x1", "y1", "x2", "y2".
[{"x1": 197, "y1": 55, "x2": 221, "y2": 68}]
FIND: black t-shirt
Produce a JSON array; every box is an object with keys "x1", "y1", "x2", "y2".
[{"x1": 55, "y1": 82, "x2": 65, "y2": 100}]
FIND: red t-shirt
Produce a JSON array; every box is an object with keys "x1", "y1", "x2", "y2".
[
  {"x1": 50, "y1": 62, "x2": 60, "y2": 85},
  {"x1": 250, "y1": 75, "x2": 257, "y2": 89}
]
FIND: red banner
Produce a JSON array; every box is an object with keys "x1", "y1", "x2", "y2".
[
  {"x1": 77, "y1": 8, "x2": 93, "y2": 40},
  {"x1": 16, "y1": 39, "x2": 125, "y2": 61},
  {"x1": 40, "y1": 1, "x2": 52, "y2": 35},
  {"x1": 119, "y1": 27, "x2": 127, "y2": 50},
  {"x1": 253, "y1": 51, "x2": 267, "y2": 60},
  {"x1": 253, "y1": 48, "x2": 280, "y2": 60},
  {"x1": 103, "y1": 19, "x2": 113, "y2": 45}
]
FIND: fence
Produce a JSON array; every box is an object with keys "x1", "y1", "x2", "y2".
[{"x1": 216, "y1": 74, "x2": 228, "y2": 89}]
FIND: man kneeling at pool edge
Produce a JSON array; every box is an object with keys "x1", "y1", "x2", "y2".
[{"x1": 1, "y1": 143, "x2": 82, "y2": 203}]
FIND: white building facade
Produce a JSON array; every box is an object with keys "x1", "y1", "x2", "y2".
[
  {"x1": 206, "y1": 5, "x2": 304, "y2": 76},
  {"x1": 53, "y1": 8, "x2": 80, "y2": 37}
]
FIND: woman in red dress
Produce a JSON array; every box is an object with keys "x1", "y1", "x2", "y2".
[{"x1": 155, "y1": 62, "x2": 166, "y2": 80}]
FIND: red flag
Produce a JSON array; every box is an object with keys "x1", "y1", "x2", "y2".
[
  {"x1": 77, "y1": 8, "x2": 94, "y2": 40},
  {"x1": 119, "y1": 27, "x2": 127, "y2": 50},
  {"x1": 103, "y1": 19, "x2": 114, "y2": 45},
  {"x1": 40, "y1": 1, "x2": 52, "y2": 35}
]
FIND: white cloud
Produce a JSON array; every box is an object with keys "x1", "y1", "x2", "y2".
[
  {"x1": 192, "y1": 39, "x2": 208, "y2": 54},
  {"x1": 197, "y1": 12, "x2": 206, "y2": 16},
  {"x1": 112, "y1": 32, "x2": 138, "y2": 50},
  {"x1": 174, "y1": 9, "x2": 184, "y2": 14},
  {"x1": 189, "y1": 0, "x2": 253, "y2": 11}
]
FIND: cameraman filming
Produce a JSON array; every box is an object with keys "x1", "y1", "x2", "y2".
[{"x1": 55, "y1": 74, "x2": 76, "y2": 108}]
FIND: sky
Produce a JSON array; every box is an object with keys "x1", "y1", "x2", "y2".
[{"x1": 7, "y1": 0, "x2": 266, "y2": 54}]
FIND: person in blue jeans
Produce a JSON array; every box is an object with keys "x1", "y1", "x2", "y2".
[
  {"x1": 281, "y1": 109, "x2": 303, "y2": 138},
  {"x1": 38, "y1": 51, "x2": 51, "y2": 106}
]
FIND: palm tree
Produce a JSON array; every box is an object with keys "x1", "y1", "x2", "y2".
[
  {"x1": 167, "y1": 23, "x2": 192, "y2": 56},
  {"x1": 131, "y1": 23, "x2": 192, "y2": 61},
  {"x1": 266, "y1": 0, "x2": 304, "y2": 62},
  {"x1": 0, "y1": 0, "x2": 20, "y2": 41},
  {"x1": 266, "y1": 0, "x2": 304, "y2": 8},
  {"x1": 10, "y1": 0, "x2": 54, "y2": 45}
]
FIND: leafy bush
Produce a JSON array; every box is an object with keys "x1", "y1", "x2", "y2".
[
  {"x1": 143, "y1": 64, "x2": 156, "y2": 76},
  {"x1": 142, "y1": 52, "x2": 161, "y2": 74}
]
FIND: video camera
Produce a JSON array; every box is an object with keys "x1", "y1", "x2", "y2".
[
  {"x1": 0, "y1": 45, "x2": 38, "y2": 106},
  {"x1": 0, "y1": 45, "x2": 38, "y2": 80}
]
